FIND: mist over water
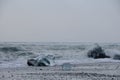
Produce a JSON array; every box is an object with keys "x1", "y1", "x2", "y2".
[{"x1": 0, "y1": 0, "x2": 120, "y2": 42}]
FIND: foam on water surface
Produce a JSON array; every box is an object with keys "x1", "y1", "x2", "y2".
[{"x1": 0, "y1": 42, "x2": 120, "y2": 68}]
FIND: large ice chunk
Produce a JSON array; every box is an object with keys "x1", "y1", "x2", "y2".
[{"x1": 87, "y1": 44, "x2": 110, "y2": 59}]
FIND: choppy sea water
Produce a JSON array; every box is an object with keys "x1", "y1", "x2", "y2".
[{"x1": 0, "y1": 42, "x2": 120, "y2": 68}]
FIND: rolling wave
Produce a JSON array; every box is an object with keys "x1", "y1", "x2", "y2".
[{"x1": 0, "y1": 42, "x2": 120, "y2": 68}]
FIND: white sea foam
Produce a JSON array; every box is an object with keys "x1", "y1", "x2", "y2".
[{"x1": 0, "y1": 42, "x2": 120, "y2": 68}]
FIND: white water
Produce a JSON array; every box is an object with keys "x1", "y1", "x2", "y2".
[{"x1": 0, "y1": 42, "x2": 120, "y2": 68}]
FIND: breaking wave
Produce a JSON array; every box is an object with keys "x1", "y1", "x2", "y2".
[{"x1": 0, "y1": 42, "x2": 120, "y2": 68}]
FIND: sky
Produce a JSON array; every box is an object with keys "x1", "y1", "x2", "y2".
[{"x1": 0, "y1": 0, "x2": 120, "y2": 42}]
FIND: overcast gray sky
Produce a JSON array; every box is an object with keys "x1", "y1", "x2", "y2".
[{"x1": 0, "y1": 0, "x2": 120, "y2": 42}]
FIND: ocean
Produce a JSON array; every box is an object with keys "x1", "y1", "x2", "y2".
[{"x1": 0, "y1": 42, "x2": 120, "y2": 68}]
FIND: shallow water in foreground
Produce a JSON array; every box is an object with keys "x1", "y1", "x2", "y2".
[{"x1": 0, "y1": 62, "x2": 120, "y2": 80}]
